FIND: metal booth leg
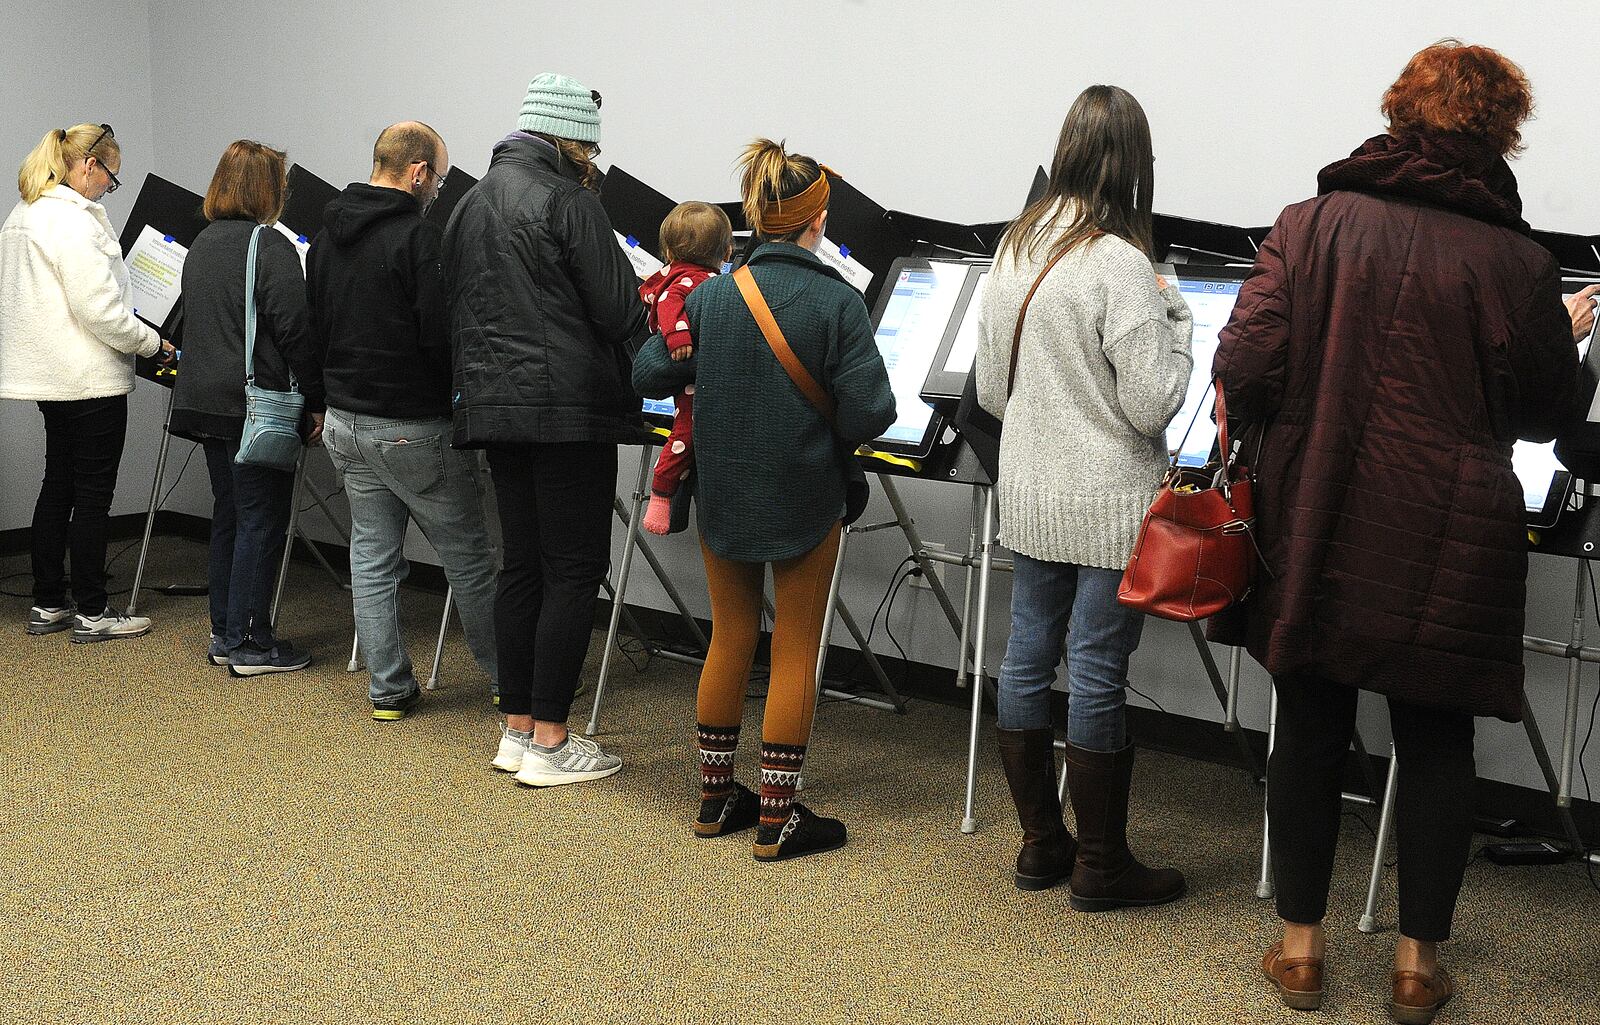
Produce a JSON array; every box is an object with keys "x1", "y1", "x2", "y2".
[
  {"x1": 347, "y1": 629, "x2": 361, "y2": 672},
  {"x1": 1358, "y1": 743, "x2": 1401, "y2": 934},
  {"x1": 426, "y1": 586, "x2": 454, "y2": 691},
  {"x1": 961, "y1": 487, "x2": 998, "y2": 834},
  {"x1": 586, "y1": 455, "x2": 651, "y2": 737},
  {"x1": 269, "y1": 450, "x2": 309, "y2": 629},
  {"x1": 1256, "y1": 683, "x2": 1279, "y2": 899},
  {"x1": 128, "y1": 387, "x2": 179, "y2": 617}
]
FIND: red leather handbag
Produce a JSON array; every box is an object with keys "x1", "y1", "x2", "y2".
[{"x1": 1118, "y1": 379, "x2": 1259, "y2": 621}]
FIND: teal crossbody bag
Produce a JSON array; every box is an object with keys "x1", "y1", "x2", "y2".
[{"x1": 235, "y1": 224, "x2": 306, "y2": 471}]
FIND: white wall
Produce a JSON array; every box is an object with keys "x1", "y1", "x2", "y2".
[
  {"x1": 86, "y1": 0, "x2": 1600, "y2": 796},
  {"x1": 0, "y1": 0, "x2": 173, "y2": 535}
]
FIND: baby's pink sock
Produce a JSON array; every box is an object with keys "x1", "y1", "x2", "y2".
[{"x1": 642, "y1": 494, "x2": 674, "y2": 535}]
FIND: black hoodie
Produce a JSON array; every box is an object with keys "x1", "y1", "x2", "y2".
[{"x1": 306, "y1": 182, "x2": 450, "y2": 418}]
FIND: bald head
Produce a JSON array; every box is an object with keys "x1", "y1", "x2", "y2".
[{"x1": 371, "y1": 121, "x2": 446, "y2": 181}]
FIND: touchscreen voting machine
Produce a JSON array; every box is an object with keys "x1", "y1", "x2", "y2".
[
  {"x1": 1527, "y1": 279, "x2": 1600, "y2": 524},
  {"x1": 865, "y1": 259, "x2": 980, "y2": 458}
]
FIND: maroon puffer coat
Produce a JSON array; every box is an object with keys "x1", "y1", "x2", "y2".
[{"x1": 1211, "y1": 131, "x2": 1580, "y2": 721}]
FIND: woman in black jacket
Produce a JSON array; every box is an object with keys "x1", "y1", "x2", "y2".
[
  {"x1": 172, "y1": 140, "x2": 324, "y2": 677},
  {"x1": 444, "y1": 73, "x2": 647, "y2": 786}
]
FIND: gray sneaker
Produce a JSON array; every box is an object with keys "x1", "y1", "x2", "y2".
[
  {"x1": 27, "y1": 605, "x2": 76, "y2": 636},
  {"x1": 512, "y1": 733, "x2": 622, "y2": 788},
  {"x1": 71, "y1": 608, "x2": 152, "y2": 644}
]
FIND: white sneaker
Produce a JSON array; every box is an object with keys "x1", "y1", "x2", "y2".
[
  {"x1": 27, "y1": 605, "x2": 76, "y2": 636},
  {"x1": 513, "y1": 733, "x2": 622, "y2": 788},
  {"x1": 491, "y1": 724, "x2": 534, "y2": 773},
  {"x1": 71, "y1": 608, "x2": 152, "y2": 644}
]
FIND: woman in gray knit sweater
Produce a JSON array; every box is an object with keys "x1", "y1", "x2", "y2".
[{"x1": 976, "y1": 85, "x2": 1194, "y2": 911}]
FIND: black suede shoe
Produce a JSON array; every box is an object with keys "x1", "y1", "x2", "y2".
[
  {"x1": 752, "y1": 803, "x2": 847, "y2": 862},
  {"x1": 693, "y1": 782, "x2": 761, "y2": 838}
]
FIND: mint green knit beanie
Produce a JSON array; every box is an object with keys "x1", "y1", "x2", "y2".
[{"x1": 518, "y1": 72, "x2": 601, "y2": 144}]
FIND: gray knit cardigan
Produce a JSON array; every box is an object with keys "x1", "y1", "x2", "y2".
[{"x1": 975, "y1": 232, "x2": 1194, "y2": 569}]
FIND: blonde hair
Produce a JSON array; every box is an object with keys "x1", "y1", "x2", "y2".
[
  {"x1": 18, "y1": 124, "x2": 121, "y2": 203},
  {"x1": 659, "y1": 202, "x2": 732, "y2": 269},
  {"x1": 737, "y1": 138, "x2": 822, "y2": 240}
]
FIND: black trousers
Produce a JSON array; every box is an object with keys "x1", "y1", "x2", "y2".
[
  {"x1": 1268, "y1": 671, "x2": 1476, "y2": 942},
  {"x1": 486, "y1": 442, "x2": 617, "y2": 722},
  {"x1": 32, "y1": 395, "x2": 129, "y2": 617},
  {"x1": 202, "y1": 439, "x2": 294, "y2": 649}
]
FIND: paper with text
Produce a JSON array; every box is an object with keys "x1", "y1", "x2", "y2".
[
  {"x1": 124, "y1": 224, "x2": 187, "y2": 328},
  {"x1": 615, "y1": 231, "x2": 664, "y2": 279},
  {"x1": 815, "y1": 236, "x2": 874, "y2": 294},
  {"x1": 273, "y1": 221, "x2": 311, "y2": 271}
]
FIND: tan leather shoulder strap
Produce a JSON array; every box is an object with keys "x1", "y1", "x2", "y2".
[
  {"x1": 733, "y1": 265, "x2": 839, "y2": 429},
  {"x1": 1007, "y1": 248, "x2": 1073, "y2": 397}
]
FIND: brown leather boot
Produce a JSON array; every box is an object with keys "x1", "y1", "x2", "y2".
[
  {"x1": 1063, "y1": 741, "x2": 1186, "y2": 911},
  {"x1": 997, "y1": 727, "x2": 1077, "y2": 890}
]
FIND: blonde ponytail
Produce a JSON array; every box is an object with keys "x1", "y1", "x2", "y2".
[
  {"x1": 737, "y1": 138, "x2": 823, "y2": 240},
  {"x1": 17, "y1": 123, "x2": 120, "y2": 203}
]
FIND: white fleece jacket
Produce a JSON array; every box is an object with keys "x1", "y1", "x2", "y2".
[{"x1": 0, "y1": 185, "x2": 160, "y2": 401}]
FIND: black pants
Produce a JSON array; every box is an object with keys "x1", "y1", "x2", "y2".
[
  {"x1": 32, "y1": 395, "x2": 129, "y2": 617},
  {"x1": 486, "y1": 442, "x2": 617, "y2": 722},
  {"x1": 1268, "y1": 671, "x2": 1476, "y2": 942},
  {"x1": 203, "y1": 439, "x2": 294, "y2": 650}
]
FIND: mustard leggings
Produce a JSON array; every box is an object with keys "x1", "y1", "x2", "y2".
[{"x1": 696, "y1": 522, "x2": 843, "y2": 746}]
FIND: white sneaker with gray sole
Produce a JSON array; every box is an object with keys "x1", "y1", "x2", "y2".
[
  {"x1": 513, "y1": 733, "x2": 622, "y2": 787},
  {"x1": 491, "y1": 724, "x2": 534, "y2": 773},
  {"x1": 71, "y1": 608, "x2": 152, "y2": 644},
  {"x1": 27, "y1": 606, "x2": 76, "y2": 636}
]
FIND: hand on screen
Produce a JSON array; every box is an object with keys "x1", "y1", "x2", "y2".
[
  {"x1": 1155, "y1": 274, "x2": 1170, "y2": 291},
  {"x1": 157, "y1": 339, "x2": 178, "y2": 366},
  {"x1": 1566, "y1": 284, "x2": 1600, "y2": 342}
]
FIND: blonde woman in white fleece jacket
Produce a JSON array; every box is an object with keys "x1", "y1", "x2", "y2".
[
  {"x1": 0, "y1": 124, "x2": 174, "y2": 643},
  {"x1": 976, "y1": 86, "x2": 1193, "y2": 913}
]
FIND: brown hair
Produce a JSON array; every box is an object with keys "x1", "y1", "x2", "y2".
[
  {"x1": 1382, "y1": 39, "x2": 1534, "y2": 156},
  {"x1": 18, "y1": 124, "x2": 122, "y2": 203},
  {"x1": 659, "y1": 202, "x2": 733, "y2": 269},
  {"x1": 998, "y1": 85, "x2": 1155, "y2": 267},
  {"x1": 203, "y1": 140, "x2": 288, "y2": 223},
  {"x1": 533, "y1": 133, "x2": 601, "y2": 192},
  {"x1": 737, "y1": 138, "x2": 823, "y2": 242}
]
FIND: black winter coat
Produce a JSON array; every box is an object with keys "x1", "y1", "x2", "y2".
[
  {"x1": 170, "y1": 219, "x2": 323, "y2": 444},
  {"x1": 441, "y1": 136, "x2": 647, "y2": 446},
  {"x1": 1211, "y1": 131, "x2": 1580, "y2": 721}
]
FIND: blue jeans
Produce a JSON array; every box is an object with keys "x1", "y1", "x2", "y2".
[
  {"x1": 323, "y1": 408, "x2": 499, "y2": 704},
  {"x1": 203, "y1": 438, "x2": 294, "y2": 651},
  {"x1": 996, "y1": 553, "x2": 1145, "y2": 751}
]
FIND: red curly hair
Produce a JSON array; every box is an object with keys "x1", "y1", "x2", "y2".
[{"x1": 1382, "y1": 40, "x2": 1533, "y2": 156}]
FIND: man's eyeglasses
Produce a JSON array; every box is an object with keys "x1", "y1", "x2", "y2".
[
  {"x1": 417, "y1": 161, "x2": 447, "y2": 192},
  {"x1": 84, "y1": 123, "x2": 120, "y2": 194}
]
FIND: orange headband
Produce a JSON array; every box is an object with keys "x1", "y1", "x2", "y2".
[{"x1": 761, "y1": 165, "x2": 837, "y2": 235}]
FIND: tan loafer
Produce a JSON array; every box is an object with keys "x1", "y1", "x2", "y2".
[
  {"x1": 1262, "y1": 940, "x2": 1324, "y2": 1011},
  {"x1": 1392, "y1": 967, "x2": 1454, "y2": 1025}
]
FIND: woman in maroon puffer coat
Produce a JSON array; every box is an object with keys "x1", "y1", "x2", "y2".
[{"x1": 1214, "y1": 40, "x2": 1596, "y2": 1025}]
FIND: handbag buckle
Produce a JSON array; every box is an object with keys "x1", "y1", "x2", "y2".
[{"x1": 1221, "y1": 518, "x2": 1254, "y2": 535}]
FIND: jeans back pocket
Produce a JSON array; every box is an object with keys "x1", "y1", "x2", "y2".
[{"x1": 374, "y1": 433, "x2": 446, "y2": 496}]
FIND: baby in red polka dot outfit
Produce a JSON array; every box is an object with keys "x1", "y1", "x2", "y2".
[{"x1": 639, "y1": 201, "x2": 734, "y2": 535}]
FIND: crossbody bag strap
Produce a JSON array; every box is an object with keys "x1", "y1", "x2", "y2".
[
  {"x1": 1006, "y1": 247, "x2": 1073, "y2": 397},
  {"x1": 243, "y1": 224, "x2": 263, "y2": 387},
  {"x1": 733, "y1": 265, "x2": 839, "y2": 431},
  {"x1": 242, "y1": 224, "x2": 300, "y2": 395}
]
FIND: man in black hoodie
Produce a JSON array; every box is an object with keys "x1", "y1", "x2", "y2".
[{"x1": 306, "y1": 122, "x2": 498, "y2": 721}]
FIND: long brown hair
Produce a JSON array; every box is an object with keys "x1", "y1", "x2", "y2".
[
  {"x1": 534, "y1": 133, "x2": 601, "y2": 192},
  {"x1": 737, "y1": 138, "x2": 823, "y2": 242},
  {"x1": 999, "y1": 85, "x2": 1155, "y2": 266},
  {"x1": 202, "y1": 140, "x2": 288, "y2": 223}
]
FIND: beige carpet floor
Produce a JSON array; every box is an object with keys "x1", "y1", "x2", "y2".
[{"x1": 1, "y1": 537, "x2": 1596, "y2": 1025}]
